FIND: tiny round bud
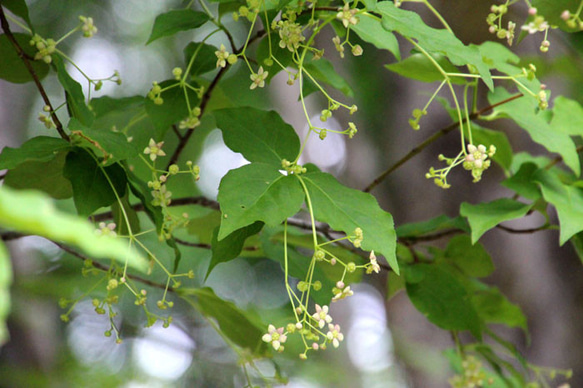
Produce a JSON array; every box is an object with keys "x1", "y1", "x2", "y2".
[
  {"x1": 296, "y1": 322, "x2": 303, "y2": 330},
  {"x1": 169, "y1": 164, "x2": 180, "y2": 175},
  {"x1": 528, "y1": 7, "x2": 537, "y2": 15},
  {"x1": 43, "y1": 105, "x2": 51, "y2": 112},
  {"x1": 347, "y1": 262, "x2": 357, "y2": 272},
  {"x1": 330, "y1": 258, "x2": 337, "y2": 265},
  {"x1": 561, "y1": 10, "x2": 571, "y2": 21},
  {"x1": 336, "y1": 281, "x2": 345, "y2": 289},
  {"x1": 299, "y1": 353, "x2": 307, "y2": 360}
]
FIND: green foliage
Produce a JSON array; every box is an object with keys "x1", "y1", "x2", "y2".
[
  {"x1": 0, "y1": 33, "x2": 48, "y2": 83},
  {"x1": 146, "y1": 9, "x2": 210, "y2": 44}
]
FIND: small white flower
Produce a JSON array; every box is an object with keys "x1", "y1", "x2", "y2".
[
  {"x1": 79, "y1": 16, "x2": 98, "y2": 38},
  {"x1": 215, "y1": 44, "x2": 229, "y2": 68},
  {"x1": 312, "y1": 304, "x2": 333, "y2": 328},
  {"x1": 250, "y1": 66, "x2": 268, "y2": 90},
  {"x1": 337, "y1": 3, "x2": 359, "y2": 29},
  {"x1": 326, "y1": 323, "x2": 344, "y2": 348},
  {"x1": 367, "y1": 251, "x2": 381, "y2": 274},
  {"x1": 262, "y1": 324, "x2": 287, "y2": 351},
  {"x1": 332, "y1": 285, "x2": 354, "y2": 302},
  {"x1": 143, "y1": 138, "x2": 166, "y2": 161},
  {"x1": 95, "y1": 222, "x2": 116, "y2": 237}
]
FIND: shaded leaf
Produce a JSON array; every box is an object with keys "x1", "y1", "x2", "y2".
[
  {"x1": 63, "y1": 149, "x2": 127, "y2": 217},
  {"x1": 301, "y1": 172, "x2": 398, "y2": 273},
  {"x1": 4, "y1": 150, "x2": 73, "y2": 199},
  {"x1": 217, "y1": 163, "x2": 304, "y2": 239},
  {"x1": 386, "y1": 53, "x2": 463, "y2": 83},
  {"x1": 501, "y1": 162, "x2": 542, "y2": 201},
  {"x1": 0, "y1": 185, "x2": 147, "y2": 272},
  {"x1": 214, "y1": 107, "x2": 300, "y2": 166},
  {"x1": 178, "y1": 287, "x2": 267, "y2": 355},
  {"x1": 111, "y1": 190, "x2": 140, "y2": 236},
  {"x1": 405, "y1": 263, "x2": 482, "y2": 338},
  {"x1": 302, "y1": 58, "x2": 354, "y2": 98},
  {"x1": 550, "y1": 96, "x2": 583, "y2": 136},
  {"x1": 441, "y1": 235, "x2": 495, "y2": 278},
  {"x1": 1, "y1": 0, "x2": 33, "y2": 30},
  {"x1": 183, "y1": 42, "x2": 218, "y2": 77},
  {"x1": 0, "y1": 136, "x2": 70, "y2": 169},
  {"x1": 147, "y1": 9, "x2": 210, "y2": 44},
  {"x1": 460, "y1": 199, "x2": 533, "y2": 244},
  {"x1": 207, "y1": 221, "x2": 263, "y2": 279},
  {"x1": 471, "y1": 284, "x2": 528, "y2": 332},
  {"x1": 0, "y1": 33, "x2": 48, "y2": 83},
  {"x1": 396, "y1": 214, "x2": 468, "y2": 238}
]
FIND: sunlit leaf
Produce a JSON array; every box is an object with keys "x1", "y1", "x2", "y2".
[
  {"x1": 146, "y1": 9, "x2": 210, "y2": 44},
  {"x1": 53, "y1": 55, "x2": 94, "y2": 127},
  {"x1": 351, "y1": 14, "x2": 400, "y2": 60}
]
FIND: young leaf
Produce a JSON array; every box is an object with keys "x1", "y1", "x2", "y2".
[
  {"x1": 68, "y1": 118, "x2": 139, "y2": 165},
  {"x1": 207, "y1": 221, "x2": 264, "y2": 279},
  {"x1": 217, "y1": 163, "x2": 304, "y2": 239},
  {"x1": 144, "y1": 80, "x2": 201, "y2": 139},
  {"x1": 460, "y1": 199, "x2": 533, "y2": 244},
  {"x1": 533, "y1": 169, "x2": 583, "y2": 245},
  {"x1": 0, "y1": 136, "x2": 70, "y2": 169},
  {"x1": 178, "y1": 287, "x2": 267, "y2": 355},
  {"x1": 301, "y1": 172, "x2": 398, "y2": 273},
  {"x1": 501, "y1": 162, "x2": 542, "y2": 201},
  {"x1": 183, "y1": 42, "x2": 218, "y2": 77},
  {"x1": 351, "y1": 14, "x2": 400, "y2": 60},
  {"x1": 214, "y1": 107, "x2": 300, "y2": 166},
  {"x1": 146, "y1": 9, "x2": 210, "y2": 44},
  {"x1": 63, "y1": 149, "x2": 127, "y2": 217},
  {"x1": 0, "y1": 240, "x2": 12, "y2": 346},
  {"x1": 405, "y1": 263, "x2": 482, "y2": 339},
  {"x1": 4, "y1": 150, "x2": 73, "y2": 199},
  {"x1": 441, "y1": 235, "x2": 495, "y2": 278},
  {"x1": 386, "y1": 53, "x2": 463, "y2": 84},
  {"x1": 0, "y1": 185, "x2": 147, "y2": 272},
  {"x1": 0, "y1": 33, "x2": 48, "y2": 83},
  {"x1": 53, "y1": 55, "x2": 94, "y2": 127},
  {"x1": 376, "y1": 1, "x2": 493, "y2": 90},
  {"x1": 489, "y1": 87, "x2": 580, "y2": 176}
]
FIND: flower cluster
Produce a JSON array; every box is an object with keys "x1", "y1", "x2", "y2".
[
  {"x1": 274, "y1": 20, "x2": 305, "y2": 52},
  {"x1": 366, "y1": 251, "x2": 381, "y2": 274},
  {"x1": 262, "y1": 324, "x2": 287, "y2": 352},
  {"x1": 95, "y1": 222, "x2": 117, "y2": 237},
  {"x1": 332, "y1": 281, "x2": 354, "y2": 302},
  {"x1": 337, "y1": 3, "x2": 359, "y2": 29},
  {"x1": 143, "y1": 138, "x2": 166, "y2": 161},
  {"x1": 147, "y1": 82, "x2": 164, "y2": 105},
  {"x1": 486, "y1": 4, "x2": 516, "y2": 45},
  {"x1": 352, "y1": 227, "x2": 363, "y2": 248},
  {"x1": 29, "y1": 34, "x2": 56, "y2": 64},
  {"x1": 462, "y1": 144, "x2": 496, "y2": 183},
  {"x1": 79, "y1": 16, "x2": 98, "y2": 38},
  {"x1": 179, "y1": 107, "x2": 202, "y2": 130},
  {"x1": 449, "y1": 356, "x2": 491, "y2": 388},
  {"x1": 409, "y1": 108, "x2": 427, "y2": 130},
  {"x1": 281, "y1": 159, "x2": 307, "y2": 174},
  {"x1": 561, "y1": 9, "x2": 583, "y2": 30},
  {"x1": 215, "y1": 44, "x2": 237, "y2": 68}
]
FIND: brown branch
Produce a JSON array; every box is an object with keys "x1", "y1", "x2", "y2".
[
  {"x1": 0, "y1": 6, "x2": 70, "y2": 142},
  {"x1": 363, "y1": 93, "x2": 524, "y2": 193},
  {"x1": 495, "y1": 224, "x2": 549, "y2": 234},
  {"x1": 165, "y1": 30, "x2": 267, "y2": 169}
]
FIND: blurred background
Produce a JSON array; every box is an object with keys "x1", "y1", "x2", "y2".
[{"x1": 1, "y1": 0, "x2": 582, "y2": 386}]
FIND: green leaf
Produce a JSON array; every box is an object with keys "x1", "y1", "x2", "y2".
[
  {"x1": 217, "y1": 163, "x2": 304, "y2": 239},
  {"x1": 53, "y1": 55, "x2": 94, "y2": 127},
  {"x1": 90, "y1": 95, "x2": 145, "y2": 118},
  {"x1": 396, "y1": 214, "x2": 469, "y2": 238},
  {"x1": 63, "y1": 149, "x2": 127, "y2": 217},
  {"x1": 350, "y1": 14, "x2": 400, "y2": 60},
  {"x1": 376, "y1": 1, "x2": 493, "y2": 90},
  {"x1": 502, "y1": 162, "x2": 542, "y2": 201},
  {"x1": 303, "y1": 57, "x2": 354, "y2": 98},
  {"x1": 187, "y1": 210, "x2": 221, "y2": 244},
  {"x1": 68, "y1": 118, "x2": 139, "y2": 165},
  {"x1": 469, "y1": 124, "x2": 513, "y2": 171},
  {"x1": 471, "y1": 284, "x2": 528, "y2": 332},
  {"x1": 178, "y1": 287, "x2": 267, "y2": 355},
  {"x1": 385, "y1": 53, "x2": 463, "y2": 84},
  {"x1": 441, "y1": 235, "x2": 495, "y2": 278},
  {"x1": 301, "y1": 172, "x2": 398, "y2": 273},
  {"x1": 4, "y1": 151, "x2": 73, "y2": 199},
  {"x1": 0, "y1": 240, "x2": 12, "y2": 346},
  {"x1": 533, "y1": 169, "x2": 583, "y2": 245},
  {"x1": 214, "y1": 107, "x2": 300, "y2": 165},
  {"x1": 0, "y1": 0, "x2": 33, "y2": 30},
  {"x1": 0, "y1": 33, "x2": 49, "y2": 83},
  {"x1": 144, "y1": 80, "x2": 201, "y2": 139},
  {"x1": 0, "y1": 185, "x2": 147, "y2": 272},
  {"x1": 0, "y1": 136, "x2": 70, "y2": 169},
  {"x1": 207, "y1": 221, "x2": 264, "y2": 279},
  {"x1": 489, "y1": 88, "x2": 580, "y2": 176},
  {"x1": 570, "y1": 232, "x2": 583, "y2": 265},
  {"x1": 146, "y1": 9, "x2": 210, "y2": 44},
  {"x1": 550, "y1": 96, "x2": 583, "y2": 136},
  {"x1": 405, "y1": 263, "x2": 482, "y2": 338},
  {"x1": 460, "y1": 199, "x2": 533, "y2": 244},
  {"x1": 387, "y1": 271, "x2": 405, "y2": 300},
  {"x1": 183, "y1": 42, "x2": 218, "y2": 77},
  {"x1": 478, "y1": 41, "x2": 521, "y2": 76},
  {"x1": 532, "y1": 0, "x2": 581, "y2": 32},
  {"x1": 111, "y1": 190, "x2": 140, "y2": 236}
]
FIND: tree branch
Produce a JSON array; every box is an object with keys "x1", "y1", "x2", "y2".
[
  {"x1": 0, "y1": 6, "x2": 70, "y2": 142},
  {"x1": 363, "y1": 93, "x2": 523, "y2": 193}
]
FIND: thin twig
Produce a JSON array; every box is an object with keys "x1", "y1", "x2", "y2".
[
  {"x1": 0, "y1": 7, "x2": 70, "y2": 141},
  {"x1": 363, "y1": 93, "x2": 523, "y2": 192}
]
